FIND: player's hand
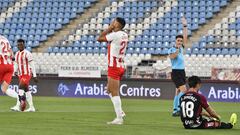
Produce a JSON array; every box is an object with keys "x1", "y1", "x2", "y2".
[
  {"x1": 181, "y1": 17, "x2": 187, "y2": 26},
  {"x1": 175, "y1": 48, "x2": 179, "y2": 53},
  {"x1": 212, "y1": 115, "x2": 221, "y2": 121},
  {"x1": 108, "y1": 22, "x2": 115, "y2": 31},
  {"x1": 217, "y1": 115, "x2": 221, "y2": 121},
  {"x1": 33, "y1": 77, "x2": 38, "y2": 83}
]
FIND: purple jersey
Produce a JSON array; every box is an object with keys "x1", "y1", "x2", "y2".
[{"x1": 180, "y1": 91, "x2": 209, "y2": 128}]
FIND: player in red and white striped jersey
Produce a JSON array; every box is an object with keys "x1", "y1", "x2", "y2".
[
  {"x1": 0, "y1": 35, "x2": 20, "y2": 103},
  {"x1": 11, "y1": 39, "x2": 37, "y2": 112},
  {"x1": 97, "y1": 17, "x2": 127, "y2": 125}
]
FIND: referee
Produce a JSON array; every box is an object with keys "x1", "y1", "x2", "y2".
[{"x1": 168, "y1": 17, "x2": 188, "y2": 116}]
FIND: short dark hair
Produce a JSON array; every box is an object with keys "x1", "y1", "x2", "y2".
[
  {"x1": 116, "y1": 17, "x2": 126, "y2": 29},
  {"x1": 176, "y1": 35, "x2": 183, "y2": 39},
  {"x1": 188, "y1": 76, "x2": 201, "y2": 88},
  {"x1": 17, "y1": 39, "x2": 25, "y2": 43}
]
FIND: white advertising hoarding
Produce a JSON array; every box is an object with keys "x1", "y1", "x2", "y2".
[{"x1": 58, "y1": 65, "x2": 101, "y2": 78}]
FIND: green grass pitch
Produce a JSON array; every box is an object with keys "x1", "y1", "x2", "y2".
[{"x1": 0, "y1": 96, "x2": 239, "y2": 135}]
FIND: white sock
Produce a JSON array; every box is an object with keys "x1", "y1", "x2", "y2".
[
  {"x1": 109, "y1": 93, "x2": 113, "y2": 99},
  {"x1": 111, "y1": 96, "x2": 123, "y2": 119},
  {"x1": 26, "y1": 91, "x2": 34, "y2": 108},
  {"x1": 109, "y1": 94, "x2": 124, "y2": 114},
  {"x1": 16, "y1": 98, "x2": 20, "y2": 106},
  {"x1": 5, "y1": 89, "x2": 18, "y2": 98}
]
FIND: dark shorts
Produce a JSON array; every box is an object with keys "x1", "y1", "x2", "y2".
[
  {"x1": 171, "y1": 69, "x2": 186, "y2": 88},
  {"x1": 184, "y1": 117, "x2": 221, "y2": 129}
]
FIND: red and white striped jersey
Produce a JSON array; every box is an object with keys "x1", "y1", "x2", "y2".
[
  {"x1": 105, "y1": 31, "x2": 128, "y2": 68},
  {"x1": 0, "y1": 35, "x2": 13, "y2": 65},
  {"x1": 15, "y1": 49, "x2": 33, "y2": 76}
]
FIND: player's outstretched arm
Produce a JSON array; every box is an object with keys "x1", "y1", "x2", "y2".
[
  {"x1": 205, "y1": 106, "x2": 221, "y2": 120},
  {"x1": 181, "y1": 17, "x2": 188, "y2": 46},
  {"x1": 97, "y1": 23, "x2": 114, "y2": 42}
]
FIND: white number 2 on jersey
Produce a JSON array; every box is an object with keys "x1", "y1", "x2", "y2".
[{"x1": 181, "y1": 101, "x2": 194, "y2": 118}]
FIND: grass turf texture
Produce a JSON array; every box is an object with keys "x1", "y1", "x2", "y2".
[{"x1": 0, "y1": 96, "x2": 239, "y2": 135}]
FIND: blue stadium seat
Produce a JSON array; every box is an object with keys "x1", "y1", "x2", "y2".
[
  {"x1": 26, "y1": 41, "x2": 32, "y2": 47},
  {"x1": 88, "y1": 41, "x2": 94, "y2": 47},
  {"x1": 221, "y1": 48, "x2": 229, "y2": 55},
  {"x1": 206, "y1": 48, "x2": 214, "y2": 55},
  {"x1": 100, "y1": 47, "x2": 107, "y2": 54},
  {"x1": 79, "y1": 47, "x2": 86, "y2": 53},
  {"x1": 141, "y1": 48, "x2": 148, "y2": 54},
  {"x1": 72, "y1": 47, "x2": 79, "y2": 53},
  {"x1": 93, "y1": 47, "x2": 99, "y2": 53},
  {"x1": 220, "y1": 0, "x2": 227, "y2": 7},
  {"x1": 148, "y1": 48, "x2": 155, "y2": 54},
  {"x1": 213, "y1": 6, "x2": 220, "y2": 13},
  {"x1": 126, "y1": 47, "x2": 134, "y2": 54},
  {"x1": 236, "y1": 48, "x2": 240, "y2": 55},
  {"x1": 53, "y1": 47, "x2": 59, "y2": 53},
  {"x1": 199, "y1": 48, "x2": 206, "y2": 54},
  {"x1": 12, "y1": 46, "x2": 18, "y2": 53},
  {"x1": 47, "y1": 47, "x2": 53, "y2": 53},
  {"x1": 213, "y1": 48, "x2": 221, "y2": 55},
  {"x1": 154, "y1": 48, "x2": 161, "y2": 55},
  {"x1": 229, "y1": 48, "x2": 236, "y2": 55}
]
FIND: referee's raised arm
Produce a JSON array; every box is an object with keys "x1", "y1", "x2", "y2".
[{"x1": 181, "y1": 17, "x2": 188, "y2": 47}]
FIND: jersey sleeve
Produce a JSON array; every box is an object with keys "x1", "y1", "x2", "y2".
[
  {"x1": 7, "y1": 41, "x2": 11, "y2": 49},
  {"x1": 105, "y1": 32, "x2": 116, "y2": 42},
  {"x1": 26, "y1": 52, "x2": 33, "y2": 62},
  {"x1": 200, "y1": 95, "x2": 209, "y2": 109},
  {"x1": 168, "y1": 47, "x2": 177, "y2": 55}
]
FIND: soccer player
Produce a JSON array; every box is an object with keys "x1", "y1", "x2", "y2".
[
  {"x1": 11, "y1": 39, "x2": 37, "y2": 112},
  {"x1": 97, "y1": 17, "x2": 127, "y2": 125},
  {"x1": 168, "y1": 17, "x2": 188, "y2": 116},
  {"x1": 0, "y1": 35, "x2": 20, "y2": 104},
  {"x1": 180, "y1": 76, "x2": 237, "y2": 129}
]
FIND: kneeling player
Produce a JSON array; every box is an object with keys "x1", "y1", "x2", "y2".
[{"x1": 180, "y1": 76, "x2": 237, "y2": 129}]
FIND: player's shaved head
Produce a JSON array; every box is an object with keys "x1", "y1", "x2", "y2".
[
  {"x1": 17, "y1": 39, "x2": 25, "y2": 44},
  {"x1": 188, "y1": 76, "x2": 201, "y2": 88},
  {"x1": 116, "y1": 17, "x2": 126, "y2": 29}
]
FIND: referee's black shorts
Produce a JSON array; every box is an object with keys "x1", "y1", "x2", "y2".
[{"x1": 171, "y1": 69, "x2": 186, "y2": 88}]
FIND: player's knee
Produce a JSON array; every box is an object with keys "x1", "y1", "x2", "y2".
[
  {"x1": 1, "y1": 88, "x2": 6, "y2": 93},
  {"x1": 19, "y1": 84, "x2": 28, "y2": 91}
]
